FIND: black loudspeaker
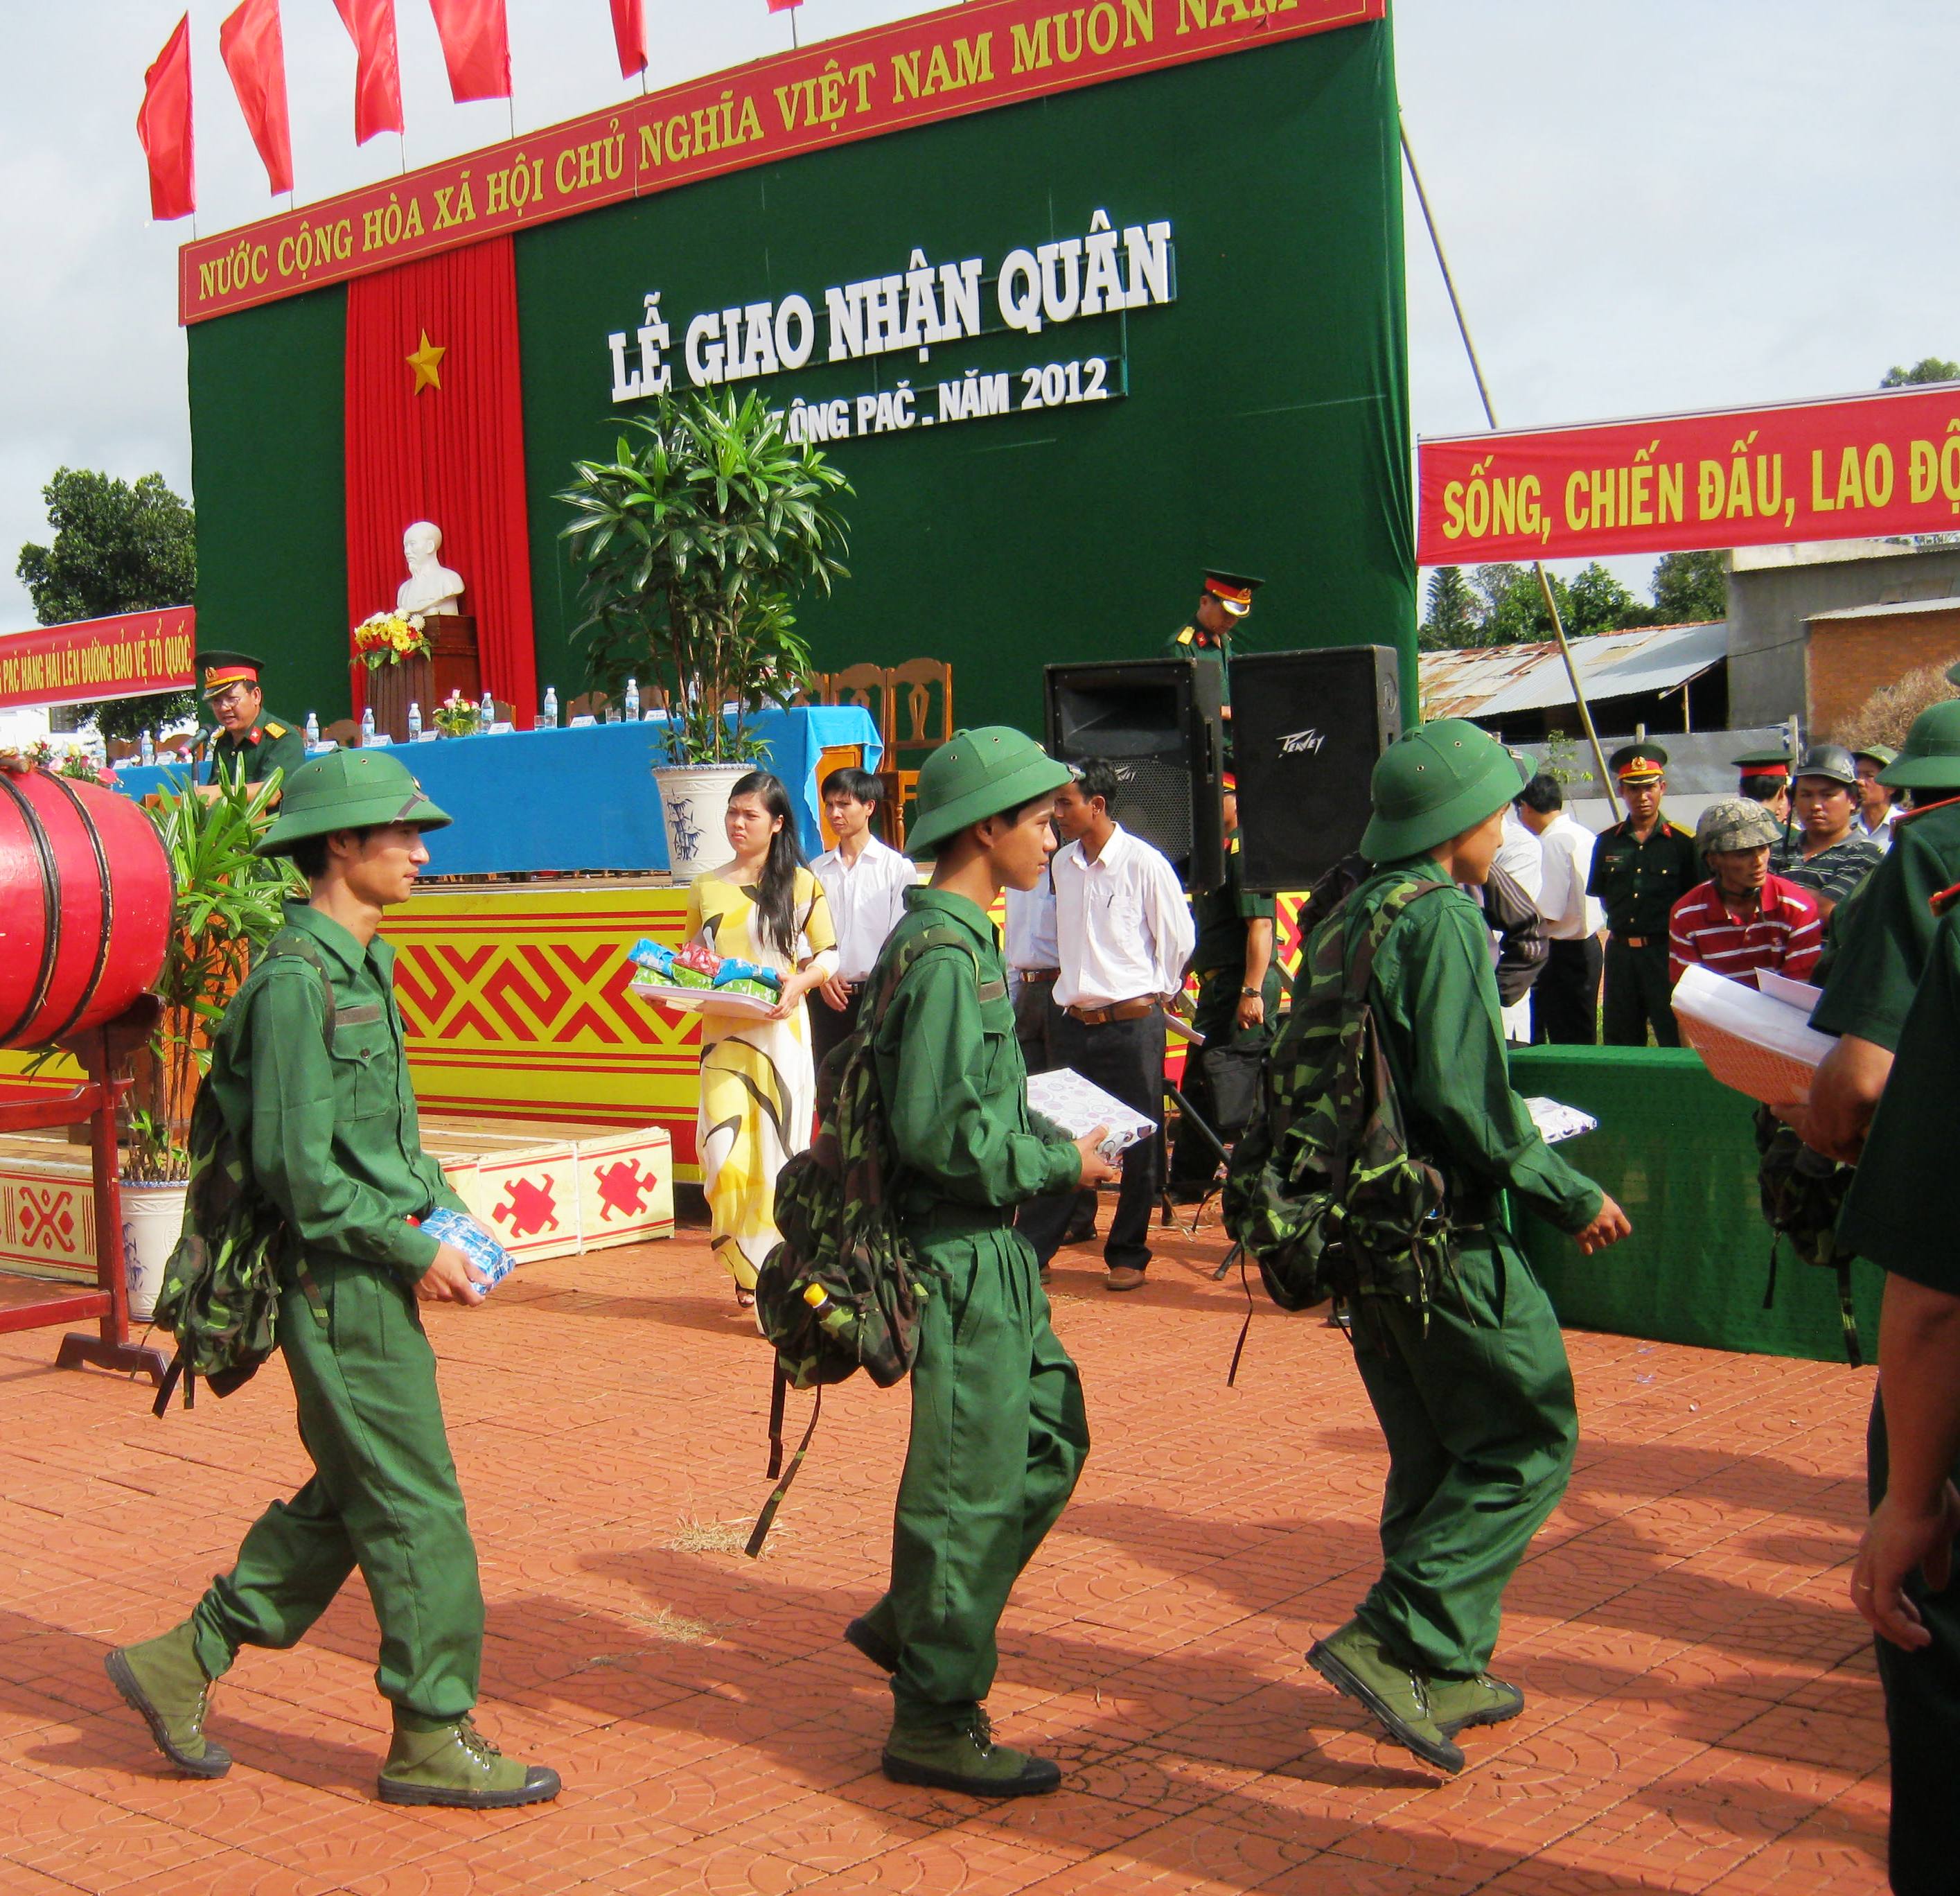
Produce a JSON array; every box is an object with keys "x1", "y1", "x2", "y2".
[
  {"x1": 1043, "y1": 658, "x2": 1224, "y2": 890},
  {"x1": 1229, "y1": 646, "x2": 1404, "y2": 894}
]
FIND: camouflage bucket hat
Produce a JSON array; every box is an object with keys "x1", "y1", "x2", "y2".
[{"x1": 1694, "y1": 797, "x2": 1782, "y2": 857}]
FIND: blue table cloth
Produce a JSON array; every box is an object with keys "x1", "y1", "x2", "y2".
[{"x1": 114, "y1": 706, "x2": 882, "y2": 877}]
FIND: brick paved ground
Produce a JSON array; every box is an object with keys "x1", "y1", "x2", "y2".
[{"x1": 0, "y1": 1218, "x2": 1888, "y2": 1894}]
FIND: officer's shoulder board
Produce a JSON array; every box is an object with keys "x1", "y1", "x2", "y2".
[
  {"x1": 1664, "y1": 819, "x2": 1693, "y2": 838},
  {"x1": 262, "y1": 719, "x2": 288, "y2": 739},
  {"x1": 1174, "y1": 625, "x2": 1195, "y2": 647}
]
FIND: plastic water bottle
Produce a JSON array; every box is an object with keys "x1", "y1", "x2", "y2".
[
  {"x1": 360, "y1": 705, "x2": 376, "y2": 746},
  {"x1": 539, "y1": 685, "x2": 558, "y2": 730},
  {"x1": 479, "y1": 688, "x2": 495, "y2": 728},
  {"x1": 304, "y1": 710, "x2": 319, "y2": 747},
  {"x1": 624, "y1": 676, "x2": 640, "y2": 720},
  {"x1": 801, "y1": 1281, "x2": 855, "y2": 1340},
  {"x1": 139, "y1": 730, "x2": 155, "y2": 766},
  {"x1": 407, "y1": 701, "x2": 423, "y2": 743}
]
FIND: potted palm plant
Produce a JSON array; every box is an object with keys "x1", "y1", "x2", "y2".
[
  {"x1": 121, "y1": 764, "x2": 300, "y2": 1317},
  {"x1": 556, "y1": 389, "x2": 851, "y2": 879}
]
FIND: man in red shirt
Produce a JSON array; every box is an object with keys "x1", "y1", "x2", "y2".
[{"x1": 1668, "y1": 798, "x2": 1822, "y2": 990}]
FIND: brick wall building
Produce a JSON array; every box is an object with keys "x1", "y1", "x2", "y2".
[{"x1": 1806, "y1": 597, "x2": 1960, "y2": 739}]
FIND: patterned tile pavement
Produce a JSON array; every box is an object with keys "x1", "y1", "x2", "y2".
[{"x1": 0, "y1": 1216, "x2": 1888, "y2": 1893}]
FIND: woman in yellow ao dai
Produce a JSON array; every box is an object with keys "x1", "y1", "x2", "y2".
[{"x1": 686, "y1": 771, "x2": 838, "y2": 1302}]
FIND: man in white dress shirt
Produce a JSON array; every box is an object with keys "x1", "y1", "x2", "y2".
[
  {"x1": 809, "y1": 768, "x2": 915, "y2": 1069},
  {"x1": 1016, "y1": 760, "x2": 1195, "y2": 1291},
  {"x1": 1515, "y1": 773, "x2": 1603, "y2": 1044}
]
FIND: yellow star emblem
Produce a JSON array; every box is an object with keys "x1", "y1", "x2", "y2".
[{"x1": 406, "y1": 329, "x2": 446, "y2": 394}]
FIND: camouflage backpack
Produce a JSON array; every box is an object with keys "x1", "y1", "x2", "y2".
[
  {"x1": 150, "y1": 932, "x2": 342, "y2": 1416},
  {"x1": 745, "y1": 920, "x2": 992, "y2": 1554},
  {"x1": 1224, "y1": 875, "x2": 1456, "y2": 1338}
]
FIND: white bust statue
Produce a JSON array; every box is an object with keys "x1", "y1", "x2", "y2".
[{"x1": 396, "y1": 520, "x2": 464, "y2": 617}]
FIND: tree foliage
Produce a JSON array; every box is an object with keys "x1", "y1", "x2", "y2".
[
  {"x1": 14, "y1": 468, "x2": 198, "y2": 741},
  {"x1": 1419, "y1": 547, "x2": 1728, "y2": 651},
  {"x1": 1882, "y1": 357, "x2": 1960, "y2": 388},
  {"x1": 1418, "y1": 566, "x2": 1477, "y2": 650},
  {"x1": 1650, "y1": 548, "x2": 1727, "y2": 624}
]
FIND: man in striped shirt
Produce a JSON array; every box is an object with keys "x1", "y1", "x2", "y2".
[
  {"x1": 1771, "y1": 744, "x2": 1884, "y2": 919},
  {"x1": 1669, "y1": 798, "x2": 1823, "y2": 990}
]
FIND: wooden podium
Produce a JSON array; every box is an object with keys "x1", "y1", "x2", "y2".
[{"x1": 366, "y1": 615, "x2": 481, "y2": 741}]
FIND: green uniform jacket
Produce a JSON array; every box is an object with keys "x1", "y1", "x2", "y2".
[
  {"x1": 872, "y1": 887, "x2": 1082, "y2": 1216},
  {"x1": 1365, "y1": 857, "x2": 1602, "y2": 1234},
  {"x1": 1838, "y1": 906, "x2": 1960, "y2": 1284},
  {"x1": 1586, "y1": 815, "x2": 1699, "y2": 936},
  {"x1": 1811, "y1": 800, "x2": 1960, "y2": 1051},
  {"x1": 207, "y1": 902, "x2": 466, "y2": 1281},
  {"x1": 208, "y1": 714, "x2": 306, "y2": 787},
  {"x1": 1190, "y1": 839, "x2": 1275, "y2": 976}
]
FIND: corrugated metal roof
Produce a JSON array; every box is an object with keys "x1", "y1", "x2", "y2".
[
  {"x1": 1805, "y1": 595, "x2": 1960, "y2": 624},
  {"x1": 1420, "y1": 621, "x2": 1727, "y2": 720}
]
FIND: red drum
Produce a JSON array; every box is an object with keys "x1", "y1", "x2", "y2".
[{"x1": 0, "y1": 769, "x2": 172, "y2": 1049}]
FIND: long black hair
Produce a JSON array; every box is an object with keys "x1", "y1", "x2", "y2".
[{"x1": 728, "y1": 770, "x2": 808, "y2": 958}]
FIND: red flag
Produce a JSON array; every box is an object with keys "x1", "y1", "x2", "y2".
[
  {"x1": 766, "y1": 0, "x2": 804, "y2": 10},
  {"x1": 219, "y1": 0, "x2": 293, "y2": 195},
  {"x1": 427, "y1": 0, "x2": 511, "y2": 103},
  {"x1": 608, "y1": 0, "x2": 647, "y2": 79},
  {"x1": 136, "y1": 15, "x2": 195, "y2": 221},
  {"x1": 330, "y1": 0, "x2": 405, "y2": 145}
]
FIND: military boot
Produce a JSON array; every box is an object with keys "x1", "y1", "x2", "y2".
[
  {"x1": 1425, "y1": 1671, "x2": 1524, "y2": 1739},
  {"x1": 105, "y1": 1623, "x2": 231, "y2": 1778},
  {"x1": 376, "y1": 1712, "x2": 562, "y2": 1809},
  {"x1": 882, "y1": 1706, "x2": 1061, "y2": 1798},
  {"x1": 1307, "y1": 1618, "x2": 1465, "y2": 1774}
]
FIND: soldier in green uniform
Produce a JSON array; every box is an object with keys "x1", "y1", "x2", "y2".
[
  {"x1": 197, "y1": 649, "x2": 306, "y2": 792},
  {"x1": 105, "y1": 750, "x2": 560, "y2": 1811},
  {"x1": 1587, "y1": 744, "x2": 1699, "y2": 1045},
  {"x1": 1778, "y1": 701, "x2": 1960, "y2": 1893},
  {"x1": 842, "y1": 727, "x2": 1118, "y2": 1798},
  {"x1": 1303, "y1": 719, "x2": 1631, "y2": 1772},
  {"x1": 1169, "y1": 766, "x2": 1280, "y2": 1195},
  {"x1": 1166, "y1": 569, "x2": 1263, "y2": 695},
  {"x1": 1732, "y1": 743, "x2": 1794, "y2": 827}
]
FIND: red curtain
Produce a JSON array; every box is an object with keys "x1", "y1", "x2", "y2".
[{"x1": 344, "y1": 236, "x2": 537, "y2": 724}]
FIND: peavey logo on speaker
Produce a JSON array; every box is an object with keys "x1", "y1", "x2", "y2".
[{"x1": 1277, "y1": 728, "x2": 1328, "y2": 757}]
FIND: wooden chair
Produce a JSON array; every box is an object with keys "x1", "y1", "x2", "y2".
[
  {"x1": 567, "y1": 691, "x2": 610, "y2": 723},
  {"x1": 321, "y1": 718, "x2": 361, "y2": 749},
  {"x1": 878, "y1": 658, "x2": 953, "y2": 848},
  {"x1": 822, "y1": 662, "x2": 892, "y2": 744},
  {"x1": 105, "y1": 739, "x2": 138, "y2": 764},
  {"x1": 492, "y1": 700, "x2": 516, "y2": 728}
]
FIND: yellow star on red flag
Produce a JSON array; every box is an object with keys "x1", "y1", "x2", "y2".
[{"x1": 407, "y1": 330, "x2": 446, "y2": 394}]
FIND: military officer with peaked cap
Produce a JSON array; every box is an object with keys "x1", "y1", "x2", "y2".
[
  {"x1": 1299, "y1": 719, "x2": 1630, "y2": 1773},
  {"x1": 1167, "y1": 569, "x2": 1264, "y2": 696},
  {"x1": 1587, "y1": 744, "x2": 1699, "y2": 1046},
  {"x1": 106, "y1": 750, "x2": 560, "y2": 1811},
  {"x1": 197, "y1": 649, "x2": 306, "y2": 792}
]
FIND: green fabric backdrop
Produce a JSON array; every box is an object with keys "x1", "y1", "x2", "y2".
[{"x1": 1508, "y1": 1046, "x2": 1881, "y2": 1367}]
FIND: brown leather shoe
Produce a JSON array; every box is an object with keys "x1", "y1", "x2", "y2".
[{"x1": 1105, "y1": 1266, "x2": 1147, "y2": 1292}]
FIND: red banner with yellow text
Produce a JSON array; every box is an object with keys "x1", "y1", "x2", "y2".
[
  {"x1": 179, "y1": 0, "x2": 1380, "y2": 323},
  {"x1": 0, "y1": 609, "x2": 195, "y2": 710},
  {"x1": 1417, "y1": 384, "x2": 1960, "y2": 567}
]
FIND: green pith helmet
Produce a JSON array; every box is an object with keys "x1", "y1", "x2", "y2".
[
  {"x1": 1879, "y1": 700, "x2": 1960, "y2": 791},
  {"x1": 903, "y1": 726, "x2": 1074, "y2": 859},
  {"x1": 1694, "y1": 797, "x2": 1782, "y2": 858},
  {"x1": 256, "y1": 748, "x2": 452, "y2": 858},
  {"x1": 1851, "y1": 741, "x2": 1897, "y2": 769},
  {"x1": 1361, "y1": 719, "x2": 1526, "y2": 862}
]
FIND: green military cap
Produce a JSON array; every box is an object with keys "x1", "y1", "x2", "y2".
[
  {"x1": 1361, "y1": 717, "x2": 1525, "y2": 861},
  {"x1": 1694, "y1": 797, "x2": 1781, "y2": 858},
  {"x1": 1851, "y1": 741, "x2": 1898, "y2": 769},
  {"x1": 1945, "y1": 659, "x2": 1960, "y2": 689},
  {"x1": 1730, "y1": 745, "x2": 1794, "y2": 771},
  {"x1": 197, "y1": 649, "x2": 267, "y2": 698},
  {"x1": 1609, "y1": 742, "x2": 1668, "y2": 785},
  {"x1": 1792, "y1": 743, "x2": 1858, "y2": 789},
  {"x1": 256, "y1": 748, "x2": 452, "y2": 857},
  {"x1": 903, "y1": 726, "x2": 1073, "y2": 859},
  {"x1": 1879, "y1": 700, "x2": 1960, "y2": 791}
]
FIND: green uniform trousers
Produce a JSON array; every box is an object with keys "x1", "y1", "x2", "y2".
[
  {"x1": 1602, "y1": 936, "x2": 1680, "y2": 1047},
  {"x1": 1351, "y1": 1233, "x2": 1578, "y2": 1678},
  {"x1": 858, "y1": 1219, "x2": 1089, "y2": 1726},
  {"x1": 191, "y1": 1255, "x2": 485, "y2": 1721}
]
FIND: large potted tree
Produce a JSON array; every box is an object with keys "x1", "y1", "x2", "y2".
[
  {"x1": 120, "y1": 765, "x2": 300, "y2": 1317},
  {"x1": 556, "y1": 390, "x2": 851, "y2": 879}
]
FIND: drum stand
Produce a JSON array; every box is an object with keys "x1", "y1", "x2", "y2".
[{"x1": 0, "y1": 997, "x2": 170, "y2": 1385}]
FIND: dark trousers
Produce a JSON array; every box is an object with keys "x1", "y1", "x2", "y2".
[
  {"x1": 1014, "y1": 976, "x2": 1097, "y2": 1241},
  {"x1": 1868, "y1": 1394, "x2": 1960, "y2": 1896},
  {"x1": 808, "y1": 983, "x2": 863, "y2": 1073},
  {"x1": 1018, "y1": 1008, "x2": 1165, "y2": 1274},
  {"x1": 1602, "y1": 936, "x2": 1679, "y2": 1047},
  {"x1": 1534, "y1": 936, "x2": 1602, "y2": 1046}
]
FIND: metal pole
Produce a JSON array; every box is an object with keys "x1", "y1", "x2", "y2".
[{"x1": 1401, "y1": 118, "x2": 1621, "y2": 822}]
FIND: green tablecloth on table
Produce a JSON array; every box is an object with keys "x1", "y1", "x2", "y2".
[{"x1": 1506, "y1": 1045, "x2": 1880, "y2": 1366}]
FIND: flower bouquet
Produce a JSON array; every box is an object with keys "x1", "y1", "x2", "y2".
[
  {"x1": 432, "y1": 690, "x2": 480, "y2": 738},
  {"x1": 352, "y1": 611, "x2": 433, "y2": 672}
]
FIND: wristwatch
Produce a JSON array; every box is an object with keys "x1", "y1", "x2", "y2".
[{"x1": 1240, "y1": 987, "x2": 1260, "y2": 997}]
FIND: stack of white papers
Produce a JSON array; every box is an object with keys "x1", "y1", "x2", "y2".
[
  {"x1": 1025, "y1": 1069, "x2": 1157, "y2": 1162},
  {"x1": 1670, "y1": 963, "x2": 1833, "y2": 1105}
]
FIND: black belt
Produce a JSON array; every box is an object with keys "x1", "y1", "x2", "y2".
[
  {"x1": 904, "y1": 1204, "x2": 1013, "y2": 1235},
  {"x1": 1609, "y1": 931, "x2": 1660, "y2": 949},
  {"x1": 1015, "y1": 967, "x2": 1059, "y2": 984}
]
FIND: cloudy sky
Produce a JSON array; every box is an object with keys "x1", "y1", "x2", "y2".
[{"x1": 3, "y1": 0, "x2": 1957, "y2": 629}]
